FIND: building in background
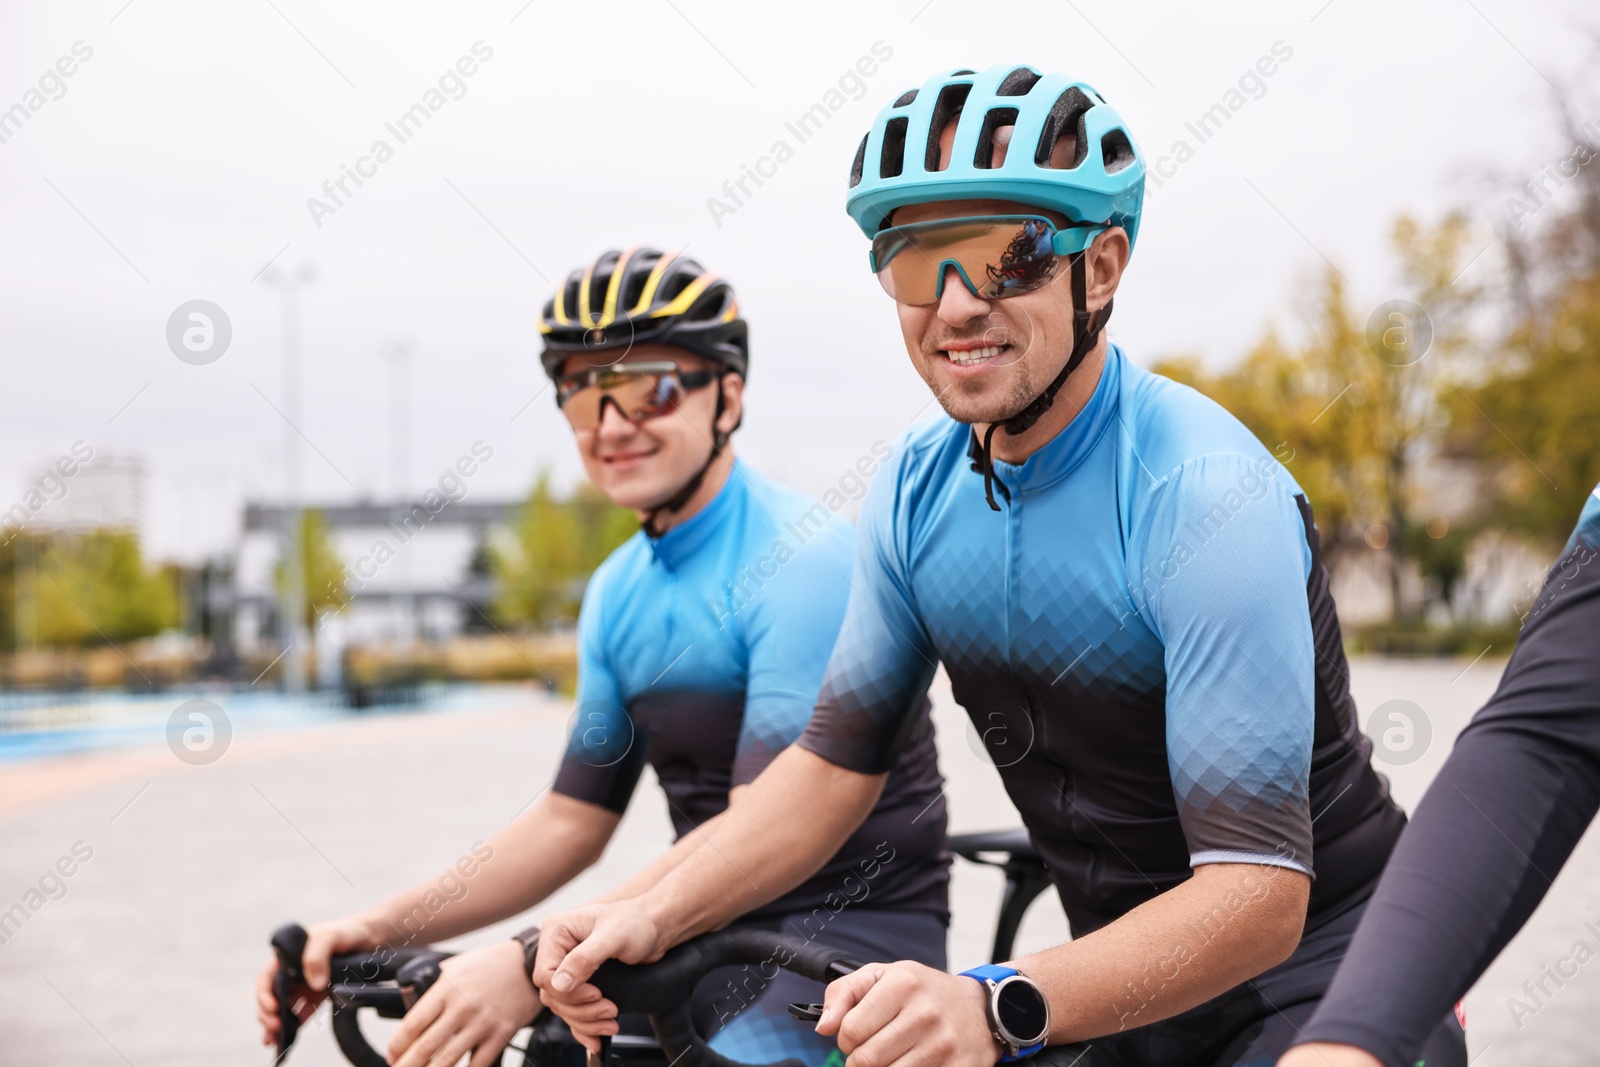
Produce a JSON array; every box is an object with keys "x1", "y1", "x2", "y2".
[
  {"x1": 32, "y1": 452, "x2": 145, "y2": 534},
  {"x1": 231, "y1": 497, "x2": 517, "y2": 656}
]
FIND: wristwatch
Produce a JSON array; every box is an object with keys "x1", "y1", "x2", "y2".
[
  {"x1": 512, "y1": 925, "x2": 541, "y2": 979},
  {"x1": 958, "y1": 964, "x2": 1050, "y2": 1062}
]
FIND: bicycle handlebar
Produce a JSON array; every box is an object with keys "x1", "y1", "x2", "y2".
[{"x1": 270, "y1": 922, "x2": 861, "y2": 1067}]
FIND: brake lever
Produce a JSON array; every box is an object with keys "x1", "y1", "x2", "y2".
[
  {"x1": 270, "y1": 924, "x2": 311, "y2": 1060},
  {"x1": 396, "y1": 954, "x2": 445, "y2": 1012},
  {"x1": 789, "y1": 960, "x2": 857, "y2": 1025}
]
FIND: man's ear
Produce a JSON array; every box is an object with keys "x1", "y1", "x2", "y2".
[
  {"x1": 1085, "y1": 227, "x2": 1131, "y2": 311},
  {"x1": 716, "y1": 373, "x2": 745, "y2": 436}
]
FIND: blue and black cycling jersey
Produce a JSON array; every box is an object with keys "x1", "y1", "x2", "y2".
[
  {"x1": 800, "y1": 344, "x2": 1406, "y2": 935},
  {"x1": 552, "y1": 460, "x2": 950, "y2": 921},
  {"x1": 1301, "y1": 483, "x2": 1600, "y2": 1067}
]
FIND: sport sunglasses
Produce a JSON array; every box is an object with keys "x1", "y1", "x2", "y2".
[
  {"x1": 868, "y1": 214, "x2": 1105, "y2": 306},
  {"x1": 555, "y1": 361, "x2": 717, "y2": 431}
]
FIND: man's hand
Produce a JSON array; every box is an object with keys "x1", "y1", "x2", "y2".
[
  {"x1": 1277, "y1": 1045, "x2": 1384, "y2": 1067},
  {"x1": 532, "y1": 901, "x2": 666, "y2": 1054},
  {"x1": 816, "y1": 961, "x2": 998, "y2": 1067},
  {"x1": 254, "y1": 915, "x2": 379, "y2": 1047},
  {"x1": 388, "y1": 940, "x2": 541, "y2": 1067}
]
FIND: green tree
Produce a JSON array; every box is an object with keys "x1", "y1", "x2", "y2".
[
  {"x1": 273, "y1": 509, "x2": 347, "y2": 629},
  {"x1": 0, "y1": 529, "x2": 179, "y2": 648},
  {"x1": 493, "y1": 474, "x2": 637, "y2": 628},
  {"x1": 1446, "y1": 272, "x2": 1600, "y2": 550}
]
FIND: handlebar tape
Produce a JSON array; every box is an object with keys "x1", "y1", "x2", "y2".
[
  {"x1": 591, "y1": 927, "x2": 860, "y2": 1014},
  {"x1": 590, "y1": 928, "x2": 861, "y2": 1067},
  {"x1": 273, "y1": 921, "x2": 859, "y2": 1067}
]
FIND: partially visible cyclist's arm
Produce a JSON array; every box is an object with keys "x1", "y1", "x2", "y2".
[
  {"x1": 1285, "y1": 516, "x2": 1600, "y2": 1067},
  {"x1": 538, "y1": 747, "x2": 884, "y2": 990},
  {"x1": 355, "y1": 791, "x2": 621, "y2": 947},
  {"x1": 592, "y1": 787, "x2": 746, "y2": 904}
]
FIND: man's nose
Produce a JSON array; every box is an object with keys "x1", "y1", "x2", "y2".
[
  {"x1": 595, "y1": 400, "x2": 636, "y2": 439},
  {"x1": 935, "y1": 265, "x2": 989, "y2": 327}
]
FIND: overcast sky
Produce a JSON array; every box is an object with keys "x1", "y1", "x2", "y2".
[{"x1": 1, "y1": 0, "x2": 1595, "y2": 562}]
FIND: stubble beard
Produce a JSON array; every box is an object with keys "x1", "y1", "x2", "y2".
[{"x1": 920, "y1": 350, "x2": 1042, "y2": 427}]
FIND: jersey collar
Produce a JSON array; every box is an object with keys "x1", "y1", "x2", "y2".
[
  {"x1": 648, "y1": 458, "x2": 744, "y2": 570},
  {"x1": 979, "y1": 342, "x2": 1123, "y2": 498}
]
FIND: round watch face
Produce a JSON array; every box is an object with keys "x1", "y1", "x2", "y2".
[{"x1": 995, "y1": 976, "x2": 1049, "y2": 1044}]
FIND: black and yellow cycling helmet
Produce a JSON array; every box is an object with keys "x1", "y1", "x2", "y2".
[{"x1": 538, "y1": 247, "x2": 749, "y2": 381}]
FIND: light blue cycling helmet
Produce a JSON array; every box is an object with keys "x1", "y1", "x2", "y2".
[
  {"x1": 846, "y1": 64, "x2": 1145, "y2": 248},
  {"x1": 846, "y1": 65, "x2": 1147, "y2": 512}
]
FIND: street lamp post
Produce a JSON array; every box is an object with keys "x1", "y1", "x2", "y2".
[
  {"x1": 383, "y1": 339, "x2": 414, "y2": 645},
  {"x1": 262, "y1": 262, "x2": 316, "y2": 694}
]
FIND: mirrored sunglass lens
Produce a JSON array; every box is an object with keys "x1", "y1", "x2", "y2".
[
  {"x1": 977, "y1": 220, "x2": 1058, "y2": 298},
  {"x1": 557, "y1": 384, "x2": 602, "y2": 429},
  {"x1": 558, "y1": 372, "x2": 684, "y2": 430},
  {"x1": 874, "y1": 219, "x2": 1058, "y2": 305}
]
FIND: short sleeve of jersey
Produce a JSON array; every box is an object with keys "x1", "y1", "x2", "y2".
[
  {"x1": 1563, "y1": 485, "x2": 1600, "y2": 558},
  {"x1": 730, "y1": 527, "x2": 856, "y2": 786},
  {"x1": 551, "y1": 567, "x2": 650, "y2": 813},
  {"x1": 1136, "y1": 452, "x2": 1316, "y2": 875},
  {"x1": 799, "y1": 446, "x2": 939, "y2": 774}
]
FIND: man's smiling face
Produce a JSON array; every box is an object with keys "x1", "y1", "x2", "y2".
[
  {"x1": 560, "y1": 345, "x2": 741, "y2": 512},
  {"x1": 888, "y1": 197, "x2": 1086, "y2": 427}
]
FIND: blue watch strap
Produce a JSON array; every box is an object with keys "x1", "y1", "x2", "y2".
[{"x1": 959, "y1": 965, "x2": 1044, "y2": 1061}]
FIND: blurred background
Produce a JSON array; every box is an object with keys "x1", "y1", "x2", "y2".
[{"x1": 2, "y1": 0, "x2": 1599, "y2": 1063}]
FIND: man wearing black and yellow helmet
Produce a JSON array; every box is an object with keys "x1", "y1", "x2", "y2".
[{"x1": 256, "y1": 248, "x2": 951, "y2": 1067}]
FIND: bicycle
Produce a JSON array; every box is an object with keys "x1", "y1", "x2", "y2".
[{"x1": 271, "y1": 828, "x2": 1052, "y2": 1067}]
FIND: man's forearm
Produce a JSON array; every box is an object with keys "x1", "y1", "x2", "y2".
[
  {"x1": 594, "y1": 805, "x2": 734, "y2": 904},
  {"x1": 364, "y1": 792, "x2": 619, "y2": 946},
  {"x1": 1016, "y1": 863, "x2": 1309, "y2": 1042},
  {"x1": 638, "y1": 747, "x2": 885, "y2": 946}
]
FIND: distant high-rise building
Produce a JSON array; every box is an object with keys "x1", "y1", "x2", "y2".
[{"x1": 36, "y1": 452, "x2": 145, "y2": 533}]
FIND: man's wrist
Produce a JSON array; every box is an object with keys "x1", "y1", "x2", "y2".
[
  {"x1": 961, "y1": 971, "x2": 1003, "y2": 1062},
  {"x1": 958, "y1": 965, "x2": 1051, "y2": 1062},
  {"x1": 349, "y1": 909, "x2": 393, "y2": 948},
  {"x1": 512, "y1": 925, "x2": 541, "y2": 978},
  {"x1": 636, "y1": 894, "x2": 683, "y2": 954}
]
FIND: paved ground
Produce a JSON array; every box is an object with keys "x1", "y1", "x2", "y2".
[{"x1": 1, "y1": 655, "x2": 1595, "y2": 1065}]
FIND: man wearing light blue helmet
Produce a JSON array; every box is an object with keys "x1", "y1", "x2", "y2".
[{"x1": 531, "y1": 66, "x2": 1468, "y2": 1067}]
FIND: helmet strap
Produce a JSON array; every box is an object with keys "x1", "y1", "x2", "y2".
[
  {"x1": 969, "y1": 252, "x2": 1112, "y2": 511},
  {"x1": 642, "y1": 374, "x2": 729, "y2": 538}
]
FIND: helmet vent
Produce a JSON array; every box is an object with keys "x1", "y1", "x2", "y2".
[
  {"x1": 1101, "y1": 129, "x2": 1135, "y2": 174},
  {"x1": 684, "y1": 290, "x2": 718, "y2": 321},
  {"x1": 620, "y1": 257, "x2": 654, "y2": 310},
  {"x1": 849, "y1": 133, "x2": 869, "y2": 188},
  {"x1": 925, "y1": 82, "x2": 973, "y2": 172},
  {"x1": 951, "y1": 69, "x2": 976, "y2": 76},
  {"x1": 995, "y1": 68, "x2": 1040, "y2": 97},
  {"x1": 973, "y1": 107, "x2": 1019, "y2": 169},
  {"x1": 892, "y1": 88, "x2": 919, "y2": 108},
  {"x1": 1035, "y1": 86, "x2": 1093, "y2": 170},
  {"x1": 880, "y1": 116, "x2": 910, "y2": 179},
  {"x1": 660, "y1": 270, "x2": 693, "y2": 304}
]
